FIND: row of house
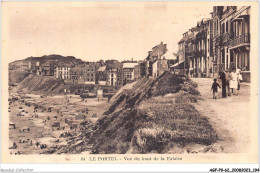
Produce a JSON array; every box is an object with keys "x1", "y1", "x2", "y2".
[
  {"x1": 54, "y1": 60, "x2": 123, "y2": 86},
  {"x1": 27, "y1": 58, "x2": 148, "y2": 87},
  {"x1": 173, "y1": 6, "x2": 251, "y2": 82}
]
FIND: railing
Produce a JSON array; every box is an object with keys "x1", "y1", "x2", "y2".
[
  {"x1": 194, "y1": 49, "x2": 206, "y2": 57},
  {"x1": 229, "y1": 33, "x2": 250, "y2": 47},
  {"x1": 215, "y1": 35, "x2": 222, "y2": 46},
  {"x1": 212, "y1": 62, "x2": 236, "y2": 72},
  {"x1": 185, "y1": 46, "x2": 195, "y2": 57}
]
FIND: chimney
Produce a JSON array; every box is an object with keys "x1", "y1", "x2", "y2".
[{"x1": 131, "y1": 58, "x2": 133, "y2": 61}]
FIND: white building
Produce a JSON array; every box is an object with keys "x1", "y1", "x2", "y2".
[
  {"x1": 122, "y1": 62, "x2": 138, "y2": 82},
  {"x1": 107, "y1": 68, "x2": 117, "y2": 86},
  {"x1": 55, "y1": 66, "x2": 71, "y2": 80}
]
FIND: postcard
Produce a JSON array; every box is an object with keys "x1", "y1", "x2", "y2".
[{"x1": 1, "y1": 1, "x2": 258, "y2": 164}]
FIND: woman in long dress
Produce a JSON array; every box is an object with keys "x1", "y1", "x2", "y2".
[
  {"x1": 236, "y1": 68, "x2": 243, "y2": 90},
  {"x1": 230, "y1": 69, "x2": 238, "y2": 95}
]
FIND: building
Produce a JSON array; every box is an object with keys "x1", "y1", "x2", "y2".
[
  {"x1": 54, "y1": 63, "x2": 72, "y2": 80},
  {"x1": 192, "y1": 18, "x2": 213, "y2": 78},
  {"x1": 134, "y1": 60, "x2": 146, "y2": 80},
  {"x1": 138, "y1": 61, "x2": 146, "y2": 78},
  {"x1": 144, "y1": 42, "x2": 168, "y2": 78},
  {"x1": 107, "y1": 68, "x2": 118, "y2": 86},
  {"x1": 175, "y1": 18, "x2": 213, "y2": 77},
  {"x1": 70, "y1": 66, "x2": 85, "y2": 84},
  {"x1": 122, "y1": 60, "x2": 138, "y2": 83},
  {"x1": 152, "y1": 57, "x2": 168, "y2": 78},
  {"x1": 39, "y1": 60, "x2": 57, "y2": 76},
  {"x1": 106, "y1": 60, "x2": 123, "y2": 87},
  {"x1": 97, "y1": 66, "x2": 107, "y2": 85},
  {"x1": 172, "y1": 32, "x2": 190, "y2": 75},
  {"x1": 175, "y1": 6, "x2": 250, "y2": 82},
  {"x1": 83, "y1": 63, "x2": 96, "y2": 85},
  {"x1": 212, "y1": 6, "x2": 251, "y2": 82}
]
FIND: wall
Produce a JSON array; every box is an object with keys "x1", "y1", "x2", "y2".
[{"x1": 152, "y1": 60, "x2": 158, "y2": 78}]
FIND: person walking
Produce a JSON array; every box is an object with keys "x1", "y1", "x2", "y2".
[
  {"x1": 225, "y1": 70, "x2": 232, "y2": 96},
  {"x1": 236, "y1": 68, "x2": 243, "y2": 90},
  {"x1": 211, "y1": 79, "x2": 221, "y2": 99},
  {"x1": 220, "y1": 70, "x2": 226, "y2": 97},
  {"x1": 230, "y1": 69, "x2": 238, "y2": 95}
]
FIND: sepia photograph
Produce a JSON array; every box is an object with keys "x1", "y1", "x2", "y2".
[{"x1": 1, "y1": 1, "x2": 259, "y2": 166}]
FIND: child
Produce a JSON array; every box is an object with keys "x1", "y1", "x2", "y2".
[{"x1": 211, "y1": 79, "x2": 221, "y2": 99}]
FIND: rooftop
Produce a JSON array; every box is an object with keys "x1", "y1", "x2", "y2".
[
  {"x1": 98, "y1": 66, "x2": 107, "y2": 72},
  {"x1": 123, "y1": 62, "x2": 138, "y2": 69}
]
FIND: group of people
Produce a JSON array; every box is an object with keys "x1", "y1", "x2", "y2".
[{"x1": 211, "y1": 68, "x2": 243, "y2": 99}]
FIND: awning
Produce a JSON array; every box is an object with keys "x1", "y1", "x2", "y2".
[{"x1": 170, "y1": 60, "x2": 185, "y2": 68}]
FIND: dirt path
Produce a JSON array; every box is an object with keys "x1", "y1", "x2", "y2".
[{"x1": 191, "y1": 78, "x2": 250, "y2": 153}]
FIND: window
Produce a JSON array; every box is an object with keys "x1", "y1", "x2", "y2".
[
  {"x1": 238, "y1": 51, "x2": 249, "y2": 71},
  {"x1": 230, "y1": 51, "x2": 234, "y2": 62},
  {"x1": 222, "y1": 49, "x2": 225, "y2": 64},
  {"x1": 217, "y1": 19, "x2": 218, "y2": 31},
  {"x1": 226, "y1": 20, "x2": 229, "y2": 33}
]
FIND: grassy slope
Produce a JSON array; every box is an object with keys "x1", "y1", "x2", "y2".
[
  {"x1": 15, "y1": 74, "x2": 97, "y2": 95},
  {"x1": 9, "y1": 71, "x2": 30, "y2": 85},
  {"x1": 89, "y1": 72, "x2": 218, "y2": 154}
]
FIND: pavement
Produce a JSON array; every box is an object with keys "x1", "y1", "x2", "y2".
[{"x1": 191, "y1": 77, "x2": 251, "y2": 153}]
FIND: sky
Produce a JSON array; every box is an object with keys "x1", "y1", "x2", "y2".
[{"x1": 3, "y1": 2, "x2": 212, "y2": 63}]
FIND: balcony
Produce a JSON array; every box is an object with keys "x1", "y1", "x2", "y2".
[
  {"x1": 229, "y1": 33, "x2": 250, "y2": 48},
  {"x1": 215, "y1": 35, "x2": 222, "y2": 46},
  {"x1": 185, "y1": 46, "x2": 195, "y2": 57},
  {"x1": 194, "y1": 49, "x2": 206, "y2": 57},
  {"x1": 222, "y1": 33, "x2": 230, "y2": 44},
  {"x1": 213, "y1": 62, "x2": 236, "y2": 72}
]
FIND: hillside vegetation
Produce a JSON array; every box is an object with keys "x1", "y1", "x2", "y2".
[
  {"x1": 9, "y1": 71, "x2": 30, "y2": 85},
  {"x1": 89, "y1": 72, "x2": 217, "y2": 154},
  {"x1": 17, "y1": 74, "x2": 65, "y2": 95},
  {"x1": 15, "y1": 74, "x2": 98, "y2": 95}
]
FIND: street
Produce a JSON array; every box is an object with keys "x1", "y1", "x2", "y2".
[{"x1": 191, "y1": 78, "x2": 250, "y2": 153}]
